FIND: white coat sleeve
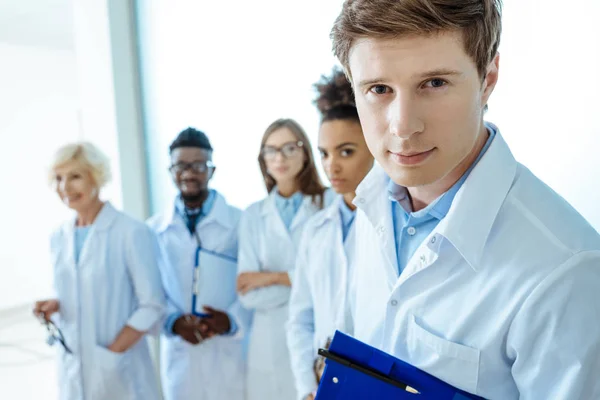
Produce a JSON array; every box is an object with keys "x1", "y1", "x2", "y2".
[
  {"x1": 124, "y1": 225, "x2": 168, "y2": 334},
  {"x1": 507, "y1": 251, "x2": 600, "y2": 399},
  {"x1": 237, "y1": 208, "x2": 292, "y2": 310},
  {"x1": 286, "y1": 228, "x2": 318, "y2": 400},
  {"x1": 226, "y1": 298, "x2": 253, "y2": 339},
  {"x1": 225, "y1": 227, "x2": 254, "y2": 339},
  {"x1": 155, "y1": 243, "x2": 186, "y2": 336},
  {"x1": 49, "y1": 229, "x2": 62, "y2": 299},
  {"x1": 49, "y1": 229, "x2": 64, "y2": 326},
  {"x1": 337, "y1": 256, "x2": 356, "y2": 337},
  {"x1": 340, "y1": 222, "x2": 360, "y2": 337}
]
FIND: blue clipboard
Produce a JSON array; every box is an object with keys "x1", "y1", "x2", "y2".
[
  {"x1": 316, "y1": 331, "x2": 485, "y2": 400},
  {"x1": 191, "y1": 247, "x2": 238, "y2": 318}
]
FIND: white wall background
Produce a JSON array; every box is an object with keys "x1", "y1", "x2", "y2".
[
  {"x1": 488, "y1": 0, "x2": 600, "y2": 231},
  {"x1": 137, "y1": 0, "x2": 345, "y2": 213},
  {"x1": 0, "y1": 43, "x2": 80, "y2": 310},
  {"x1": 0, "y1": 41, "x2": 77, "y2": 400}
]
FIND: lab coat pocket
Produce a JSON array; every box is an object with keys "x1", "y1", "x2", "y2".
[
  {"x1": 93, "y1": 345, "x2": 130, "y2": 398},
  {"x1": 407, "y1": 314, "x2": 480, "y2": 394}
]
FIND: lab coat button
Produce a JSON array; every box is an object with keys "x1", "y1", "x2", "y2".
[
  {"x1": 407, "y1": 226, "x2": 416, "y2": 236},
  {"x1": 390, "y1": 300, "x2": 398, "y2": 306}
]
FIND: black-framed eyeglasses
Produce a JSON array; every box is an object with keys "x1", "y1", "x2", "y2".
[
  {"x1": 261, "y1": 141, "x2": 304, "y2": 161},
  {"x1": 39, "y1": 313, "x2": 72, "y2": 354},
  {"x1": 169, "y1": 160, "x2": 215, "y2": 174}
]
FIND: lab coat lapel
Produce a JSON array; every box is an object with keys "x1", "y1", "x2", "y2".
[
  {"x1": 77, "y1": 202, "x2": 117, "y2": 267},
  {"x1": 197, "y1": 192, "x2": 236, "y2": 234},
  {"x1": 355, "y1": 166, "x2": 400, "y2": 290},
  {"x1": 289, "y1": 194, "x2": 320, "y2": 233},
  {"x1": 61, "y1": 217, "x2": 77, "y2": 271},
  {"x1": 262, "y1": 191, "x2": 294, "y2": 246}
]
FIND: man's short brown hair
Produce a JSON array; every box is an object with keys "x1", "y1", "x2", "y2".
[{"x1": 331, "y1": 0, "x2": 503, "y2": 79}]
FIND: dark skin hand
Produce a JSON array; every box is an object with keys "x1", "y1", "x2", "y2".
[
  {"x1": 199, "y1": 306, "x2": 231, "y2": 338},
  {"x1": 173, "y1": 307, "x2": 231, "y2": 344},
  {"x1": 172, "y1": 314, "x2": 209, "y2": 345}
]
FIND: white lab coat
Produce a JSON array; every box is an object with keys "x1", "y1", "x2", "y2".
[
  {"x1": 148, "y1": 192, "x2": 251, "y2": 400},
  {"x1": 238, "y1": 189, "x2": 333, "y2": 400},
  {"x1": 50, "y1": 202, "x2": 166, "y2": 400},
  {"x1": 349, "y1": 128, "x2": 600, "y2": 399},
  {"x1": 286, "y1": 195, "x2": 356, "y2": 400}
]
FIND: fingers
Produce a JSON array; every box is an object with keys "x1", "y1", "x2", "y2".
[
  {"x1": 237, "y1": 280, "x2": 256, "y2": 294},
  {"x1": 182, "y1": 332, "x2": 200, "y2": 345},
  {"x1": 178, "y1": 313, "x2": 223, "y2": 341},
  {"x1": 202, "y1": 305, "x2": 217, "y2": 314},
  {"x1": 199, "y1": 322, "x2": 209, "y2": 334},
  {"x1": 236, "y1": 277, "x2": 248, "y2": 292},
  {"x1": 197, "y1": 327, "x2": 213, "y2": 340},
  {"x1": 33, "y1": 301, "x2": 44, "y2": 316},
  {"x1": 33, "y1": 301, "x2": 57, "y2": 321},
  {"x1": 236, "y1": 272, "x2": 255, "y2": 288}
]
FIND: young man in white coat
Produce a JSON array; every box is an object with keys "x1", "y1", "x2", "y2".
[
  {"x1": 331, "y1": 0, "x2": 600, "y2": 399},
  {"x1": 147, "y1": 128, "x2": 250, "y2": 400}
]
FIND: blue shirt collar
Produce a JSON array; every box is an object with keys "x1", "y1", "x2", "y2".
[
  {"x1": 339, "y1": 197, "x2": 356, "y2": 228},
  {"x1": 273, "y1": 188, "x2": 304, "y2": 213},
  {"x1": 388, "y1": 123, "x2": 497, "y2": 220},
  {"x1": 175, "y1": 189, "x2": 216, "y2": 219}
]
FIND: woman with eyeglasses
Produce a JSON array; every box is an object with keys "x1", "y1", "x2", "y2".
[
  {"x1": 286, "y1": 68, "x2": 374, "y2": 400},
  {"x1": 33, "y1": 142, "x2": 166, "y2": 400},
  {"x1": 237, "y1": 118, "x2": 333, "y2": 400}
]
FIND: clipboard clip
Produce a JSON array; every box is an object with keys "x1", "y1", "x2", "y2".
[{"x1": 317, "y1": 348, "x2": 420, "y2": 394}]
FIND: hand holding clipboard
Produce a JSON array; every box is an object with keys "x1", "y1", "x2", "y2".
[{"x1": 316, "y1": 331, "x2": 485, "y2": 400}]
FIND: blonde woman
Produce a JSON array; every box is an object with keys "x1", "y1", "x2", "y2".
[{"x1": 33, "y1": 142, "x2": 166, "y2": 400}]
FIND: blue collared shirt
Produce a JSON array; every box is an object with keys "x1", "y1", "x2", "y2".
[
  {"x1": 74, "y1": 225, "x2": 92, "y2": 263},
  {"x1": 390, "y1": 124, "x2": 497, "y2": 273},
  {"x1": 339, "y1": 199, "x2": 356, "y2": 242},
  {"x1": 350, "y1": 123, "x2": 600, "y2": 398},
  {"x1": 166, "y1": 189, "x2": 237, "y2": 335},
  {"x1": 175, "y1": 189, "x2": 217, "y2": 233},
  {"x1": 274, "y1": 189, "x2": 304, "y2": 230}
]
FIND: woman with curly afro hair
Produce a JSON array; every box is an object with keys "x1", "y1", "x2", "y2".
[{"x1": 286, "y1": 67, "x2": 374, "y2": 400}]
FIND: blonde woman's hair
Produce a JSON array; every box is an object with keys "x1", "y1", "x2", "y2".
[{"x1": 49, "y1": 142, "x2": 112, "y2": 188}]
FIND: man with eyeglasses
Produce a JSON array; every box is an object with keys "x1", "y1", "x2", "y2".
[{"x1": 148, "y1": 127, "x2": 251, "y2": 400}]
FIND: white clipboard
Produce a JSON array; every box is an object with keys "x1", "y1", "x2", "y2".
[{"x1": 192, "y1": 248, "x2": 238, "y2": 316}]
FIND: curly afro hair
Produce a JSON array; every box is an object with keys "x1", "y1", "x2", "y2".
[{"x1": 313, "y1": 67, "x2": 359, "y2": 123}]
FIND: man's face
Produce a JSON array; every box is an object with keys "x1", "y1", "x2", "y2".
[
  {"x1": 170, "y1": 147, "x2": 214, "y2": 200},
  {"x1": 348, "y1": 31, "x2": 498, "y2": 188}
]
